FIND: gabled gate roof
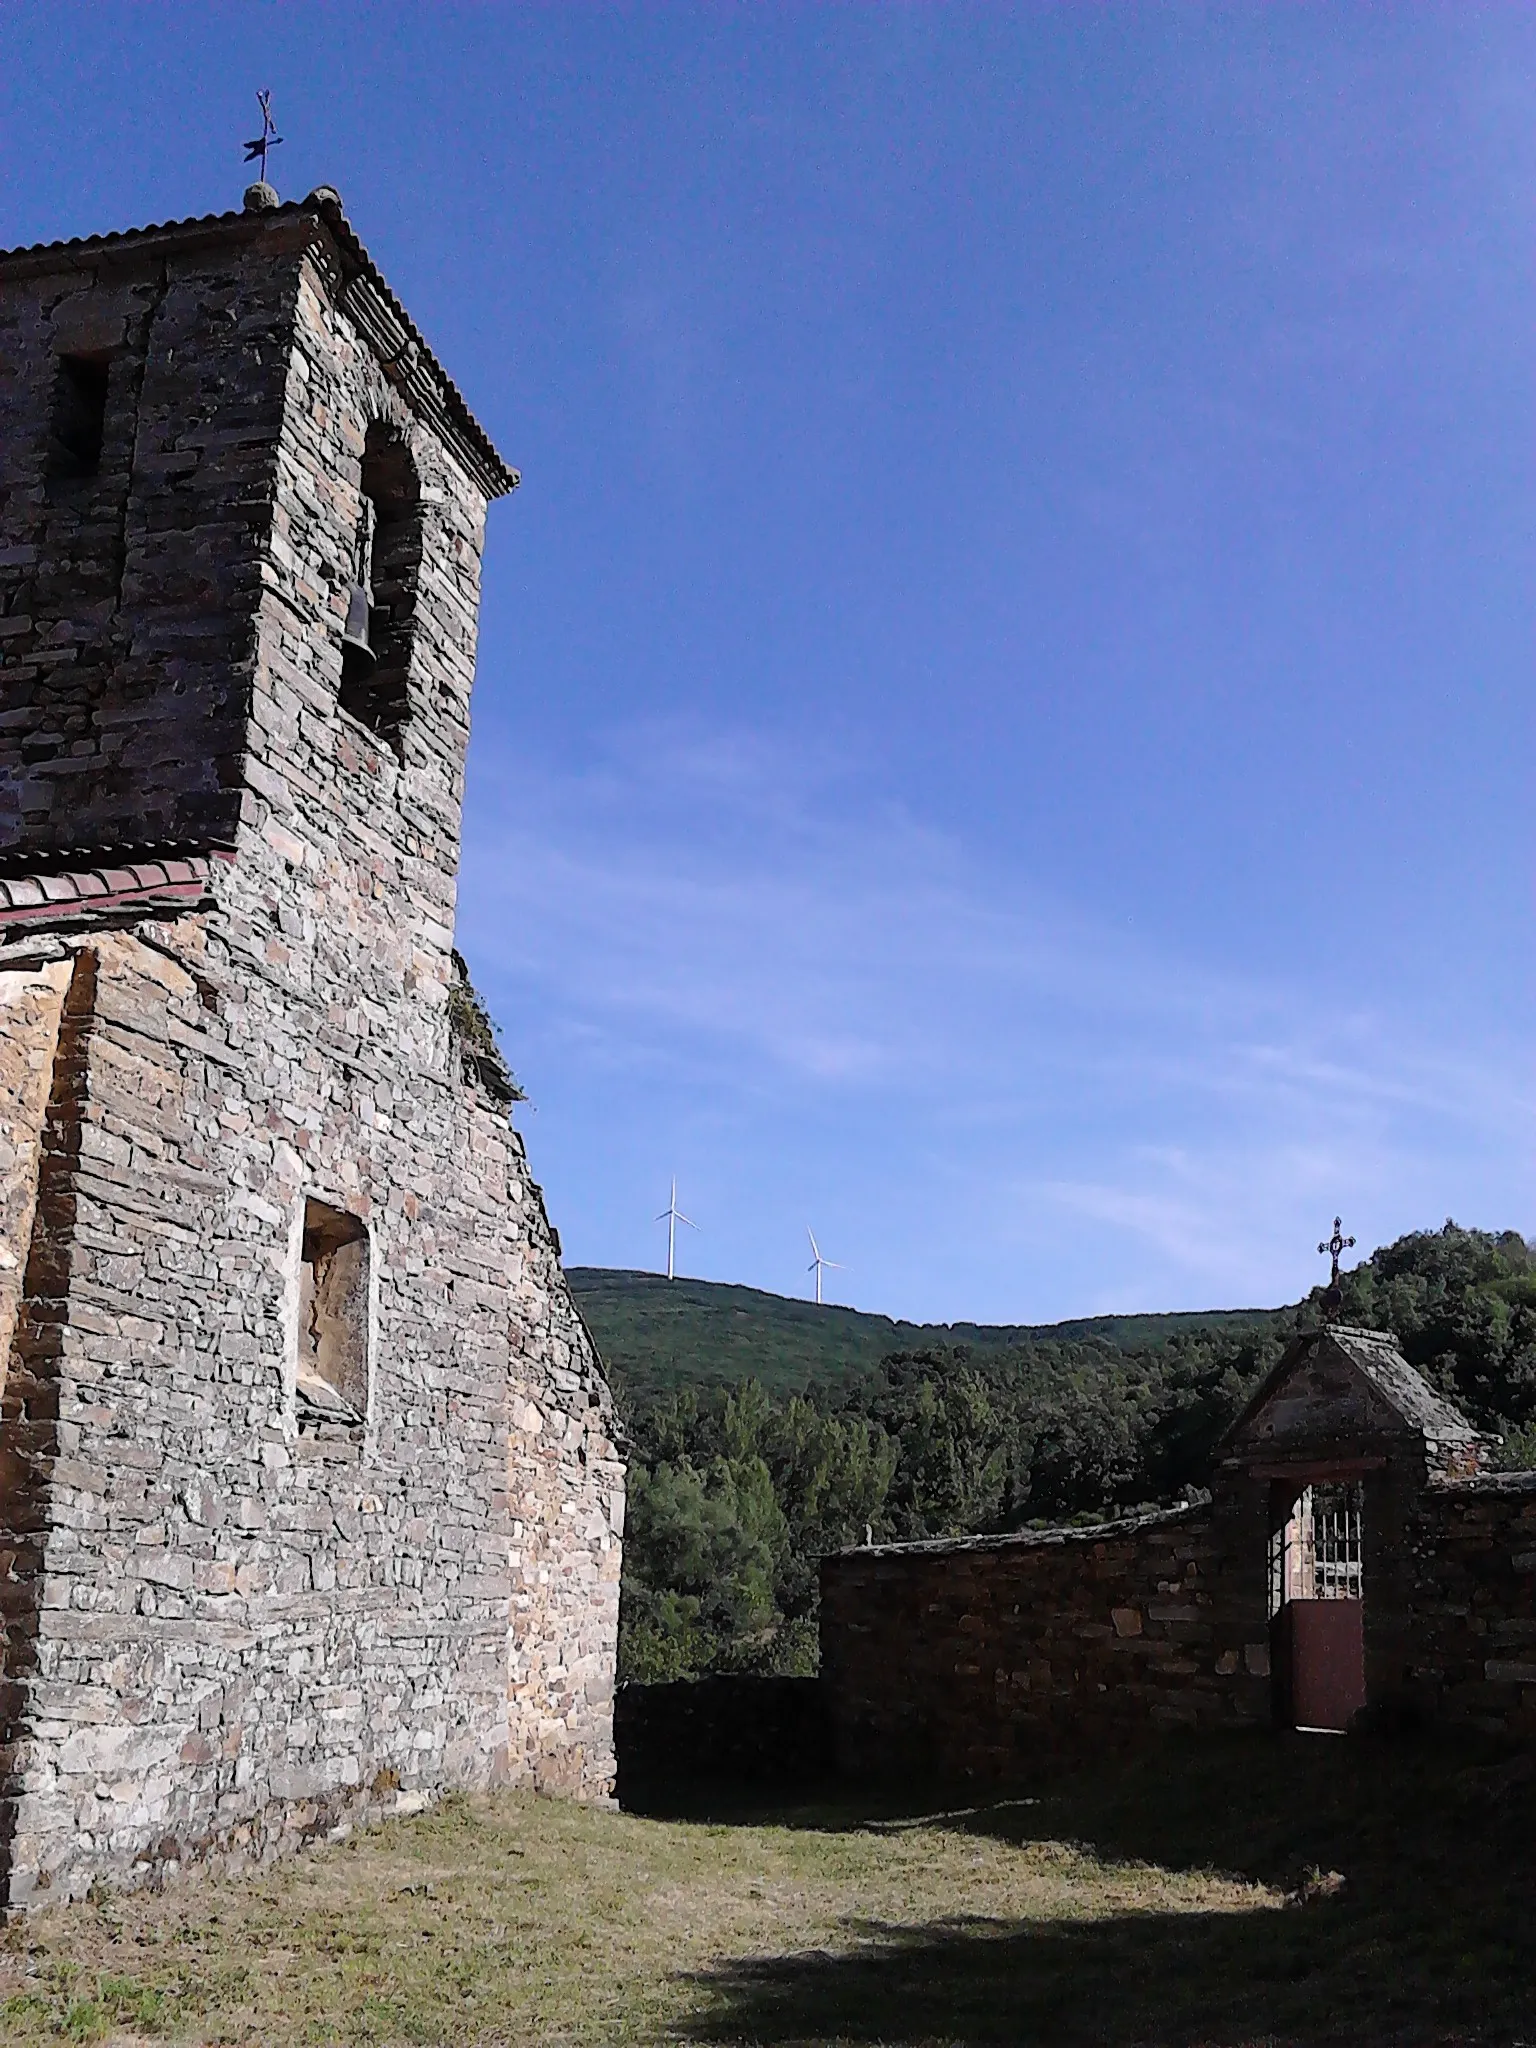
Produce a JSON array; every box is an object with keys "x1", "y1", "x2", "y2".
[{"x1": 1220, "y1": 1324, "x2": 1485, "y2": 1462}]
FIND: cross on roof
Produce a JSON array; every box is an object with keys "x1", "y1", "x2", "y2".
[
  {"x1": 1318, "y1": 1216, "x2": 1357, "y2": 1286},
  {"x1": 242, "y1": 89, "x2": 284, "y2": 186}
]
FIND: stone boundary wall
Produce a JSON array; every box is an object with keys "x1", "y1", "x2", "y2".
[
  {"x1": 1400, "y1": 1474, "x2": 1536, "y2": 1740},
  {"x1": 820, "y1": 1507, "x2": 1269, "y2": 1780},
  {"x1": 822, "y1": 1475, "x2": 1536, "y2": 1780}
]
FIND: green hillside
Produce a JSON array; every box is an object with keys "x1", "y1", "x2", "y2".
[
  {"x1": 566, "y1": 1266, "x2": 1286, "y2": 1407},
  {"x1": 580, "y1": 1226, "x2": 1536, "y2": 1685}
]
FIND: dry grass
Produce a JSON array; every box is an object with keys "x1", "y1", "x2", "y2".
[{"x1": 0, "y1": 1734, "x2": 1530, "y2": 2046}]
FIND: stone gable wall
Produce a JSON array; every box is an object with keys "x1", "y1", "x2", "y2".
[
  {"x1": 0, "y1": 918, "x2": 618, "y2": 1907},
  {"x1": 1231, "y1": 1350, "x2": 1400, "y2": 1450}
]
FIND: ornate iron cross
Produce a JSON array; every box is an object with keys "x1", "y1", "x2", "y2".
[
  {"x1": 1318, "y1": 1216, "x2": 1357, "y2": 1286},
  {"x1": 243, "y1": 90, "x2": 284, "y2": 184}
]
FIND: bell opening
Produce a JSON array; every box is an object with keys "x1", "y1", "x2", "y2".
[{"x1": 340, "y1": 424, "x2": 422, "y2": 761}]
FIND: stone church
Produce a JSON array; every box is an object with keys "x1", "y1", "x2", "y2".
[{"x1": 0, "y1": 182, "x2": 623, "y2": 1906}]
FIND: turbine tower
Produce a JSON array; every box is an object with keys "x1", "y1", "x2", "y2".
[
  {"x1": 807, "y1": 1226, "x2": 844, "y2": 1306},
  {"x1": 656, "y1": 1178, "x2": 698, "y2": 1282}
]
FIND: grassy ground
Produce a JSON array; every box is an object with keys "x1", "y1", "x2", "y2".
[{"x1": 0, "y1": 1733, "x2": 1532, "y2": 2046}]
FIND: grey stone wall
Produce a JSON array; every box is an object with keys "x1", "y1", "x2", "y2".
[
  {"x1": 821, "y1": 1463, "x2": 1536, "y2": 1782},
  {"x1": 0, "y1": 195, "x2": 622, "y2": 1907},
  {"x1": 0, "y1": 214, "x2": 303, "y2": 856},
  {"x1": 1399, "y1": 1474, "x2": 1536, "y2": 1739},
  {"x1": 820, "y1": 1508, "x2": 1270, "y2": 1781}
]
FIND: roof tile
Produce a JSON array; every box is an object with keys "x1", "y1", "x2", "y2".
[{"x1": 0, "y1": 853, "x2": 220, "y2": 930}]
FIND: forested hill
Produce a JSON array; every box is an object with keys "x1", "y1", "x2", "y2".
[
  {"x1": 566, "y1": 1266, "x2": 1284, "y2": 1407},
  {"x1": 588, "y1": 1226, "x2": 1536, "y2": 1684}
]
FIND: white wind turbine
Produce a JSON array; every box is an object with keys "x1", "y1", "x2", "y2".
[
  {"x1": 655, "y1": 1178, "x2": 698, "y2": 1282},
  {"x1": 806, "y1": 1227, "x2": 844, "y2": 1306}
]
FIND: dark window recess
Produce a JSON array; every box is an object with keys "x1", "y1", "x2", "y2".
[
  {"x1": 338, "y1": 423, "x2": 422, "y2": 755},
  {"x1": 47, "y1": 354, "x2": 111, "y2": 479},
  {"x1": 296, "y1": 1198, "x2": 369, "y2": 1429}
]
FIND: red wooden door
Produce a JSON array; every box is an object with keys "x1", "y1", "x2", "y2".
[{"x1": 1287, "y1": 1598, "x2": 1366, "y2": 1731}]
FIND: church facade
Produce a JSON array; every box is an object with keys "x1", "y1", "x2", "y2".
[{"x1": 0, "y1": 185, "x2": 623, "y2": 1906}]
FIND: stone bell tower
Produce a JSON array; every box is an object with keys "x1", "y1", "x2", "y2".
[
  {"x1": 0, "y1": 184, "x2": 623, "y2": 1907},
  {"x1": 0, "y1": 179, "x2": 515, "y2": 861}
]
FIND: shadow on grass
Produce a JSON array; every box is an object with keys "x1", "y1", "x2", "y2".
[
  {"x1": 680, "y1": 1898, "x2": 1529, "y2": 2047},
  {"x1": 642, "y1": 1733, "x2": 1536, "y2": 2047}
]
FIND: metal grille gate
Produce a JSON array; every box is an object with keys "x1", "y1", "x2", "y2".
[{"x1": 1270, "y1": 1481, "x2": 1364, "y2": 1611}]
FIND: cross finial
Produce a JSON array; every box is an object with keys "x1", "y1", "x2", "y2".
[
  {"x1": 1318, "y1": 1216, "x2": 1356, "y2": 1287},
  {"x1": 242, "y1": 89, "x2": 284, "y2": 188}
]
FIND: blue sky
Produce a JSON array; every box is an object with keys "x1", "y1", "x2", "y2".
[{"x1": 6, "y1": 5, "x2": 1532, "y2": 1321}]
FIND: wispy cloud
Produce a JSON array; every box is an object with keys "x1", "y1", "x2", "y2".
[{"x1": 458, "y1": 720, "x2": 1531, "y2": 1321}]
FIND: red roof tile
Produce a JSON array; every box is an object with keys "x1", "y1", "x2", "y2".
[{"x1": 0, "y1": 853, "x2": 230, "y2": 929}]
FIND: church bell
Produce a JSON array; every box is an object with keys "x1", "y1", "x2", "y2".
[
  {"x1": 341, "y1": 581, "x2": 376, "y2": 673},
  {"x1": 342, "y1": 493, "x2": 378, "y2": 675}
]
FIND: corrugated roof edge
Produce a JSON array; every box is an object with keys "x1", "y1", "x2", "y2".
[{"x1": 0, "y1": 194, "x2": 519, "y2": 504}]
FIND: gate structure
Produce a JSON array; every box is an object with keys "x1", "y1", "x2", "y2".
[
  {"x1": 1270, "y1": 1482, "x2": 1366, "y2": 1730},
  {"x1": 820, "y1": 1323, "x2": 1528, "y2": 1778}
]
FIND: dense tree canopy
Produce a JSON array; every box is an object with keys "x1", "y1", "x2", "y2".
[{"x1": 616, "y1": 1224, "x2": 1536, "y2": 1681}]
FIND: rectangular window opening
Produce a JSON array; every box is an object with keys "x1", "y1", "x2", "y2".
[
  {"x1": 296, "y1": 1198, "x2": 370, "y2": 1430},
  {"x1": 47, "y1": 353, "x2": 111, "y2": 480}
]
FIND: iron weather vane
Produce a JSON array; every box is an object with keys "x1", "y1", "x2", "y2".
[{"x1": 243, "y1": 89, "x2": 284, "y2": 186}]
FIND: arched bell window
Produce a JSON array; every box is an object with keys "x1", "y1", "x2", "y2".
[{"x1": 339, "y1": 423, "x2": 422, "y2": 755}]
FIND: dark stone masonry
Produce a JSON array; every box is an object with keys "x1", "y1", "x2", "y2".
[
  {"x1": 0, "y1": 186, "x2": 623, "y2": 1907},
  {"x1": 822, "y1": 1324, "x2": 1536, "y2": 1777}
]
